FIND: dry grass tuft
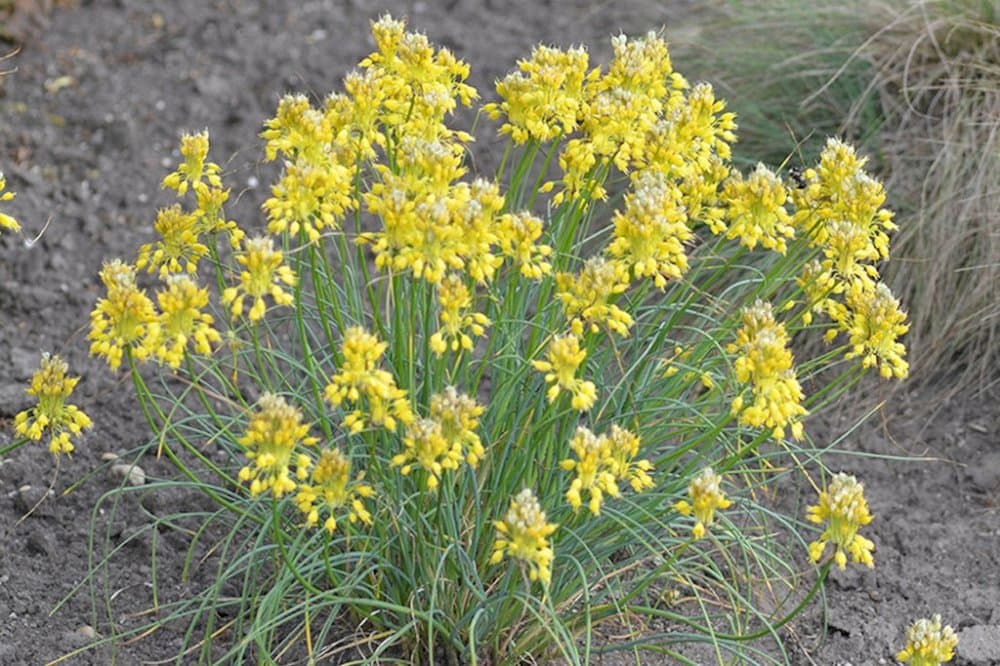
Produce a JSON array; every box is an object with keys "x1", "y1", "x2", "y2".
[{"x1": 672, "y1": 0, "x2": 999, "y2": 395}]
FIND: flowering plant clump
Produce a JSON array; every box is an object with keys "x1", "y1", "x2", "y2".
[{"x1": 37, "y1": 15, "x2": 922, "y2": 664}]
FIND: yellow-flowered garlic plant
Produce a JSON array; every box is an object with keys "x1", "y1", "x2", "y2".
[{"x1": 62, "y1": 14, "x2": 918, "y2": 664}]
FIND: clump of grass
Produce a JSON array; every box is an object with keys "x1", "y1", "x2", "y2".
[
  {"x1": 675, "y1": 0, "x2": 999, "y2": 394},
  {"x1": 9, "y1": 15, "x2": 921, "y2": 665}
]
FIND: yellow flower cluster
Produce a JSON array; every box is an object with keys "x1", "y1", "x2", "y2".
[
  {"x1": 154, "y1": 275, "x2": 221, "y2": 369},
  {"x1": 496, "y1": 211, "x2": 552, "y2": 279},
  {"x1": 560, "y1": 425, "x2": 653, "y2": 515},
  {"x1": 806, "y1": 472, "x2": 874, "y2": 570},
  {"x1": 483, "y1": 44, "x2": 593, "y2": 144},
  {"x1": 136, "y1": 205, "x2": 208, "y2": 279},
  {"x1": 221, "y1": 236, "x2": 297, "y2": 322},
  {"x1": 897, "y1": 615, "x2": 959, "y2": 666},
  {"x1": 491, "y1": 488, "x2": 558, "y2": 585},
  {"x1": 89, "y1": 260, "x2": 161, "y2": 370},
  {"x1": 608, "y1": 169, "x2": 691, "y2": 288},
  {"x1": 674, "y1": 466, "x2": 732, "y2": 539},
  {"x1": 429, "y1": 273, "x2": 491, "y2": 356},
  {"x1": 391, "y1": 387, "x2": 485, "y2": 490},
  {"x1": 162, "y1": 130, "x2": 222, "y2": 196},
  {"x1": 431, "y1": 385, "x2": 486, "y2": 467},
  {"x1": 556, "y1": 257, "x2": 633, "y2": 337},
  {"x1": 324, "y1": 327, "x2": 413, "y2": 433},
  {"x1": 791, "y1": 138, "x2": 909, "y2": 379},
  {"x1": 722, "y1": 163, "x2": 796, "y2": 254},
  {"x1": 532, "y1": 333, "x2": 597, "y2": 412},
  {"x1": 728, "y1": 300, "x2": 807, "y2": 441},
  {"x1": 295, "y1": 447, "x2": 375, "y2": 534},
  {"x1": 237, "y1": 393, "x2": 316, "y2": 498},
  {"x1": 14, "y1": 354, "x2": 92, "y2": 455},
  {"x1": 0, "y1": 172, "x2": 21, "y2": 233},
  {"x1": 839, "y1": 280, "x2": 910, "y2": 379},
  {"x1": 263, "y1": 157, "x2": 356, "y2": 242}
]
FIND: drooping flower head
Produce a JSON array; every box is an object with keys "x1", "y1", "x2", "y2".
[
  {"x1": 674, "y1": 466, "x2": 732, "y2": 539},
  {"x1": 483, "y1": 44, "x2": 593, "y2": 144},
  {"x1": 840, "y1": 280, "x2": 910, "y2": 379},
  {"x1": 263, "y1": 157, "x2": 356, "y2": 242},
  {"x1": 429, "y1": 273, "x2": 491, "y2": 356},
  {"x1": 136, "y1": 205, "x2": 208, "y2": 279},
  {"x1": 391, "y1": 418, "x2": 462, "y2": 491},
  {"x1": 727, "y1": 300, "x2": 807, "y2": 440},
  {"x1": 722, "y1": 163, "x2": 796, "y2": 254},
  {"x1": 14, "y1": 354, "x2": 92, "y2": 455},
  {"x1": 324, "y1": 327, "x2": 413, "y2": 433},
  {"x1": 430, "y1": 386, "x2": 485, "y2": 466},
  {"x1": 532, "y1": 333, "x2": 597, "y2": 412},
  {"x1": 608, "y1": 169, "x2": 691, "y2": 288},
  {"x1": 237, "y1": 393, "x2": 317, "y2": 498},
  {"x1": 89, "y1": 259, "x2": 161, "y2": 370},
  {"x1": 896, "y1": 615, "x2": 958, "y2": 666},
  {"x1": 295, "y1": 447, "x2": 375, "y2": 533},
  {"x1": 806, "y1": 472, "x2": 874, "y2": 570},
  {"x1": 154, "y1": 275, "x2": 221, "y2": 369},
  {"x1": 556, "y1": 256, "x2": 633, "y2": 337},
  {"x1": 496, "y1": 211, "x2": 552, "y2": 279},
  {"x1": 221, "y1": 236, "x2": 297, "y2": 321},
  {"x1": 490, "y1": 488, "x2": 558, "y2": 585},
  {"x1": 560, "y1": 426, "x2": 620, "y2": 515},
  {"x1": 162, "y1": 130, "x2": 222, "y2": 196}
]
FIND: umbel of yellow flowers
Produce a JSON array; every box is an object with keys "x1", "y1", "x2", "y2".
[
  {"x1": 806, "y1": 472, "x2": 874, "y2": 570},
  {"x1": 897, "y1": 615, "x2": 958, "y2": 666},
  {"x1": 674, "y1": 467, "x2": 732, "y2": 539},
  {"x1": 14, "y1": 354, "x2": 92, "y2": 455}
]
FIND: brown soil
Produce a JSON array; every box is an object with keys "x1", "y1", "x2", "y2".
[{"x1": 0, "y1": 1, "x2": 997, "y2": 664}]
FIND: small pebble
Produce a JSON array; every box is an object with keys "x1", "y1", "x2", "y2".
[{"x1": 111, "y1": 463, "x2": 147, "y2": 486}]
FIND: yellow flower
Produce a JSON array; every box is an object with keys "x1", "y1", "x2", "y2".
[
  {"x1": 391, "y1": 418, "x2": 462, "y2": 491},
  {"x1": 14, "y1": 353, "x2": 92, "y2": 455},
  {"x1": 897, "y1": 615, "x2": 958, "y2": 666},
  {"x1": 237, "y1": 393, "x2": 317, "y2": 498},
  {"x1": 429, "y1": 273, "x2": 491, "y2": 356},
  {"x1": 263, "y1": 157, "x2": 356, "y2": 242},
  {"x1": 324, "y1": 327, "x2": 413, "y2": 433},
  {"x1": 556, "y1": 257, "x2": 633, "y2": 337},
  {"x1": 722, "y1": 163, "x2": 796, "y2": 254},
  {"x1": 496, "y1": 211, "x2": 552, "y2": 279},
  {"x1": 560, "y1": 427, "x2": 619, "y2": 515},
  {"x1": 221, "y1": 236, "x2": 297, "y2": 321},
  {"x1": 260, "y1": 94, "x2": 329, "y2": 163},
  {"x1": 362, "y1": 15, "x2": 477, "y2": 141},
  {"x1": 727, "y1": 300, "x2": 807, "y2": 441},
  {"x1": 430, "y1": 385, "x2": 485, "y2": 466},
  {"x1": 162, "y1": 130, "x2": 222, "y2": 195},
  {"x1": 532, "y1": 333, "x2": 597, "y2": 412},
  {"x1": 136, "y1": 205, "x2": 208, "y2": 279},
  {"x1": 0, "y1": 172, "x2": 21, "y2": 233},
  {"x1": 490, "y1": 488, "x2": 558, "y2": 585},
  {"x1": 604, "y1": 424, "x2": 654, "y2": 494},
  {"x1": 295, "y1": 448, "x2": 375, "y2": 533},
  {"x1": 154, "y1": 275, "x2": 221, "y2": 369},
  {"x1": 483, "y1": 44, "x2": 593, "y2": 144},
  {"x1": 89, "y1": 260, "x2": 161, "y2": 370},
  {"x1": 806, "y1": 472, "x2": 874, "y2": 570},
  {"x1": 674, "y1": 466, "x2": 732, "y2": 539},
  {"x1": 193, "y1": 184, "x2": 244, "y2": 248},
  {"x1": 840, "y1": 280, "x2": 910, "y2": 379},
  {"x1": 608, "y1": 169, "x2": 691, "y2": 288}
]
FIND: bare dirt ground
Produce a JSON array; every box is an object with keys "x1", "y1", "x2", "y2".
[{"x1": 0, "y1": 1, "x2": 997, "y2": 664}]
